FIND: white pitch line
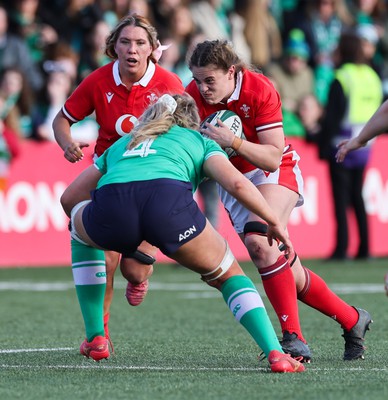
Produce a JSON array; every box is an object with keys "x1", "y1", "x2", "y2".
[
  {"x1": 1, "y1": 364, "x2": 388, "y2": 373},
  {"x1": 1, "y1": 348, "x2": 387, "y2": 372},
  {"x1": 0, "y1": 282, "x2": 384, "y2": 294},
  {"x1": 0, "y1": 347, "x2": 74, "y2": 354}
]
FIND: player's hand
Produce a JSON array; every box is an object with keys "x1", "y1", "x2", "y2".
[
  {"x1": 335, "y1": 138, "x2": 363, "y2": 163},
  {"x1": 267, "y1": 224, "x2": 294, "y2": 259},
  {"x1": 200, "y1": 119, "x2": 235, "y2": 148},
  {"x1": 64, "y1": 142, "x2": 89, "y2": 163}
]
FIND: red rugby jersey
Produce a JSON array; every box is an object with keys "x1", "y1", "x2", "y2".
[
  {"x1": 186, "y1": 69, "x2": 284, "y2": 173},
  {"x1": 63, "y1": 60, "x2": 184, "y2": 156}
]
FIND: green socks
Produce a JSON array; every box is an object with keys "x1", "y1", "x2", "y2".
[
  {"x1": 71, "y1": 239, "x2": 106, "y2": 341},
  {"x1": 221, "y1": 275, "x2": 282, "y2": 357}
]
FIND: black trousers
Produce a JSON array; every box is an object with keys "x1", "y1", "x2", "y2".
[{"x1": 328, "y1": 159, "x2": 369, "y2": 259}]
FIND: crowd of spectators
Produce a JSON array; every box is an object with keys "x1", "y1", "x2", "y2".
[{"x1": 1, "y1": 0, "x2": 388, "y2": 189}]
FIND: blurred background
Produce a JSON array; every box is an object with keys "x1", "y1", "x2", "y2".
[{"x1": 1, "y1": 0, "x2": 388, "y2": 266}]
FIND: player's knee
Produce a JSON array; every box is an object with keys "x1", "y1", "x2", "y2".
[
  {"x1": 243, "y1": 221, "x2": 290, "y2": 267},
  {"x1": 60, "y1": 190, "x2": 73, "y2": 217},
  {"x1": 105, "y1": 251, "x2": 121, "y2": 274},
  {"x1": 120, "y1": 257, "x2": 153, "y2": 283},
  {"x1": 243, "y1": 221, "x2": 269, "y2": 264},
  {"x1": 243, "y1": 221, "x2": 269, "y2": 237}
]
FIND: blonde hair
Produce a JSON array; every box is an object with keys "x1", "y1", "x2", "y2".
[
  {"x1": 128, "y1": 94, "x2": 200, "y2": 149},
  {"x1": 105, "y1": 13, "x2": 159, "y2": 63}
]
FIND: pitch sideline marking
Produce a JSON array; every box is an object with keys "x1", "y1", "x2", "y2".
[
  {"x1": 0, "y1": 347, "x2": 73, "y2": 354},
  {"x1": 0, "y1": 363, "x2": 387, "y2": 373},
  {"x1": 0, "y1": 282, "x2": 384, "y2": 295},
  {"x1": 1, "y1": 348, "x2": 387, "y2": 372}
]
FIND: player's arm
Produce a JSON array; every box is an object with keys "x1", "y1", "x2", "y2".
[
  {"x1": 237, "y1": 126, "x2": 284, "y2": 172},
  {"x1": 336, "y1": 100, "x2": 388, "y2": 162},
  {"x1": 53, "y1": 110, "x2": 90, "y2": 163},
  {"x1": 201, "y1": 121, "x2": 284, "y2": 172},
  {"x1": 203, "y1": 154, "x2": 293, "y2": 254},
  {"x1": 60, "y1": 164, "x2": 102, "y2": 217}
]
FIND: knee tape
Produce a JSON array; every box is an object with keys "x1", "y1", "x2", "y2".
[
  {"x1": 201, "y1": 241, "x2": 234, "y2": 282},
  {"x1": 243, "y1": 221, "x2": 268, "y2": 237},
  {"x1": 244, "y1": 221, "x2": 296, "y2": 261},
  {"x1": 70, "y1": 200, "x2": 91, "y2": 245}
]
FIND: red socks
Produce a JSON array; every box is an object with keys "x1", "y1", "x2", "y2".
[
  {"x1": 260, "y1": 255, "x2": 306, "y2": 342},
  {"x1": 298, "y1": 267, "x2": 358, "y2": 331}
]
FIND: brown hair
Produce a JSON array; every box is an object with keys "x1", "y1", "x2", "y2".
[
  {"x1": 335, "y1": 30, "x2": 366, "y2": 65},
  {"x1": 188, "y1": 39, "x2": 247, "y2": 73},
  {"x1": 105, "y1": 13, "x2": 159, "y2": 63}
]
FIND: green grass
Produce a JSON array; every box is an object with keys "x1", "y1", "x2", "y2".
[{"x1": 1, "y1": 258, "x2": 388, "y2": 400}]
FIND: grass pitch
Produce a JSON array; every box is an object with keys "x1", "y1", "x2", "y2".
[{"x1": 1, "y1": 258, "x2": 388, "y2": 400}]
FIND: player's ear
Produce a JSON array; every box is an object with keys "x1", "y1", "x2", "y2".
[{"x1": 228, "y1": 65, "x2": 236, "y2": 79}]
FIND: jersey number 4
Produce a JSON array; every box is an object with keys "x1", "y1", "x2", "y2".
[{"x1": 123, "y1": 139, "x2": 156, "y2": 158}]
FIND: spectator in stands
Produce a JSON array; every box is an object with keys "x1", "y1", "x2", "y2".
[
  {"x1": 298, "y1": 93, "x2": 323, "y2": 143},
  {"x1": 43, "y1": 41, "x2": 80, "y2": 84},
  {"x1": 228, "y1": 0, "x2": 252, "y2": 64},
  {"x1": 46, "y1": 0, "x2": 103, "y2": 54},
  {"x1": 189, "y1": 0, "x2": 231, "y2": 41},
  {"x1": 349, "y1": 0, "x2": 386, "y2": 25},
  {"x1": 0, "y1": 4, "x2": 43, "y2": 94},
  {"x1": 351, "y1": 1, "x2": 388, "y2": 99},
  {"x1": 78, "y1": 19, "x2": 111, "y2": 81},
  {"x1": 150, "y1": 0, "x2": 184, "y2": 39},
  {"x1": 159, "y1": 4, "x2": 204, "y2": 86},
  {"x1": 0, "y1": 66, "x2": 34, "y2": 138},
  {"x1": 335, "y1": 98, "x2": 388, "y2": 294},
  {"x1": 355, "y1": 23, "x2": 380, "y2": 73},
  {"x1": 317, "y1": 30, "x2": 383, "y2": 260},
  {"x1": 290, "y1": 0, "x2": 354, "y2": 105},
  {"x1": 0, "y1": 97, "x2": 21, "y2": 191},
  {"x1": 268, "y1": 29, "x2": 314, "y2": 138},
  {"x1": 102, "y1": 0, "x2": 155, "y2": 29},
  {"x1": 6, "y1": 0, "x2": 58, "y2": 64},
  {"x1": 31, "y1": 68, "x2": 98, "y2": 143},
  {"x1": 236, "y1": 0, "x2": 282, "y2": 70}
]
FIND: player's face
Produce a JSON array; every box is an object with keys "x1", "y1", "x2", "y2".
[
  {"x1": 191, "y1": 65, "x2": 236, "y2": 105},
  {"x1": 114, "y1": 25, "x2": 153, "y2": 81}
]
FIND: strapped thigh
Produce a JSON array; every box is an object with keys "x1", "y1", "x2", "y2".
[
  {"x1": 201, "y1": 241, "x2": 234, "y2": 282},
  {"x1": 70, "y1": 200, "x2": 91, "y2": 245}
]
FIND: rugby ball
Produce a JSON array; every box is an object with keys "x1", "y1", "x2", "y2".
[{"x1": 201, "y1": 110, "x2": 245, "y2": 157}]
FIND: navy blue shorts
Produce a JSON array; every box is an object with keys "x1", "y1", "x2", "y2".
[{"x1": 82, "y1": 179, "x2": 206, "y2": 256}]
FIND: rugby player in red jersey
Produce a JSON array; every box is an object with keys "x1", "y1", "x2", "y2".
[
  {"x1": 53, "y1": 14, "x2": 184, "y2": 352},
  {"x1": 186, "y1": 39, "x2": 372, "y2": 362}
]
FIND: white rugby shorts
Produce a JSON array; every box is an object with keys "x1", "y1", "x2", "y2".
[{"x1": 219, "y1": 146, "x2": 304, "y2": 234}]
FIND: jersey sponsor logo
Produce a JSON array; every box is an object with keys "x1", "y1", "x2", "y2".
[
  {"x1": 106, "y1": 92, "x2": 114, "y2": 103},
  {"x1": 178, "y1": 225, "x2": 197, "y2": 241},
  {"x1": 240, "y1": 104, "x2": 250, "y2": 118},
  {"x1": 115, "y1": 114, "x2": 139, "y2": 136}
]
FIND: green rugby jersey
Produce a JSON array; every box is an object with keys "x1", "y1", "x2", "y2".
[{"x1": 95, "y1": 125, "x2": 227, "y2": 192}]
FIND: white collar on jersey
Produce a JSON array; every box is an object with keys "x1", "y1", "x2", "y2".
[
  {"x1": 113, "y1": 60, "x2": 156, "y2": 87},
  {"x1": 227, "y1": 71, "x2": 243, "y2": 103}
]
